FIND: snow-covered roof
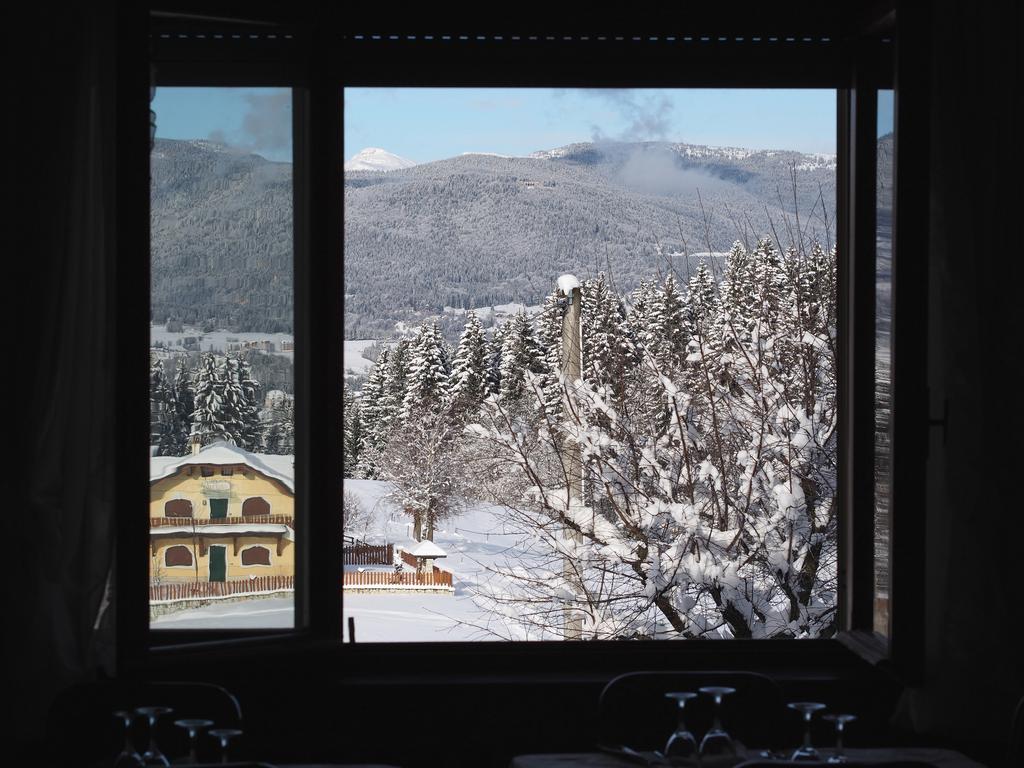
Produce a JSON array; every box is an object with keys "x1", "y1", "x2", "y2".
[
  {"x1": 557, "y1": 274, "x2": 581, "y2": 294},
  {"x1": 150, "y1": 523, "x2": 294, "y2": 540},
  {"x1": 150, "y1": 441, "x2": 294, "y2": 492},
  {"x1": 408, "y1": 540, "x2": 448, "y2": 558}
]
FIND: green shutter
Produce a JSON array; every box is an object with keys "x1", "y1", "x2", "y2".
[
  {"x1": 210, "y1": 498, "x2": 228, "y2": 519},
  {"x1": 209, "y1": 546, "x2": 227, "y2": 582}
]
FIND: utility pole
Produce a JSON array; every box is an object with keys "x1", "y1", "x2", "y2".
[{"x1": 557, "y1": 274, "x2": 584, "y2": 639}]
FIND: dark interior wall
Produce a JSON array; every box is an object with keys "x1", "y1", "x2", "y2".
[
  {"x1": 8, "y1": 1, "x2": 1023, "y2": 765},
  {"x1": 11, "y1": 0, "x2": 119, "y2": 743},
  {"x1": 900, "y1": 0, "x2": 1022, "y2": 745}
]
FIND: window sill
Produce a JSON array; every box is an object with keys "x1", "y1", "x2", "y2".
[{"x1": 131, "y1": 631, "x2": 893, "y2": 690}]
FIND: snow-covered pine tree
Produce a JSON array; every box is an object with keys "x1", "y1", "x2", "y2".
[
  {"x1": 534, "y1": 291, "x2": 565, "y2": 420},
  {"x1": 580, "y1": 272, "x2": 631, "y2": 397},
  {"x1": 378, "y1": 339, "x2": 411, "y2": 430},
  {"x1": 684, "y1": 260, "x2": 719, "y2": 340},
  {"x1": 466, "y1": 242, "x2": 838, "y2": 641},
  {"x1": 401, "y1": 321, "x2": 451, "y2": 421},
  {"x1": 626, "y1": 278, "x2": 661, "y2": 363},
  {"x1": 150, "y1": 356, "x2": 171, "y2": 452},
  {"x1": 191, "y1": 353, "x2": 228, "y2": 446},
  {"x1": 274, "y1": 397, "x2": 295, "y2": 454},
  {"x1": 447, "y1": 309, "x2": 490, "y2": 419},
  {"x1": 236, "y1": 357, "x2": 263, "y2": 451},
  {"x1": 166, "y1": 357, "x2": 195, "y2": 455},
  {"x1": 484, "y1": 321, "x2": 508, "y2": 396},
  {"x1": 650, "y1": 273, "x2": 688, "y2": 372},
  {"x1": 218, "y1": 356, "x2": 247, "y2": 446},
  {"x1": 498, "y1": 310, "x2": 543, "y2": 404},
  {"x1": 263, "y1": 417, "x2": 283, "y2": 454},
  {"x1": 343, "y1": 384, "x2": 363, "y2": 477},
  {"x1": 355, "y1": 348, "x2": 389, "y2": 479}
]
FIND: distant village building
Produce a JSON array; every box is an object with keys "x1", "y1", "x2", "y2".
[
  {"x1": 149, "y1": 441, "x2": 294, "y2": 584},
  {"x1": 280, "y1": 340, "x2": 294, "y2": 352},
  {"x1": 227, "y1": 339, "x2": 275, "y2": 353}
]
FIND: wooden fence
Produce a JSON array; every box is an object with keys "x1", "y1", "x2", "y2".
[
  {"x1": 343, "y1": 543, "x2": 393, "y2": 565},
  {"x1": 397, "y1": 547, "x2": 419, "y2": 569},
  {"x1": 343, "y1": 567, "x2": 452, "y2": 588},
  {"x1": 150, "y1": 575, "x2": 294, "y2": 602},
  {"x1": 152, "y1": 515, "x2": 294, "y2": 528}
]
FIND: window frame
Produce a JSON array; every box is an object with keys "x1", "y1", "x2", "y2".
[{"x1": 120, "y1": 8, "x2": 924, "y2": 683}]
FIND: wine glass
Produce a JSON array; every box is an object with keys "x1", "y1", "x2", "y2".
[
  {"x1": 112, "y1": 710, "x2": 144, "y2": 768},
  {"x1": 173, "y1": 718, "x2": 214, "y2": 764},
  {"x1": 135, "y1": 706, "x2": 173, "y2": 766},
  {"x1": 823, "y1": 713, "x2": 856, "y2": 763},
  {"x1": 663, "y1": 692, "x2": 699, "y2": 760},
  {"x1": 208, "y1": 728, "x2": 243, "y2": 764},
  {"x1": 698, "y1": 686, "x2": 737, "y2": 758},
  {"x1": 787, "y1": 702, "x2": 827, "y2": 761}
]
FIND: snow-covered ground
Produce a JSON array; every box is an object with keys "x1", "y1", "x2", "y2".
[
  {"x1": 151, "y1": 479, "x2": 542, "y2": 639},
  {"x1": 150, "y1": 323, "x2": 294, "y2": 358},
  {"x1": 151, "y1": 597, "x2": 295, "y2": 629},
  {"x1": 342, "y1": 479, "x2": 544, "y2": 642},
  {"x1": 344, "y1": 340, "x2": 377, "y2": 376},
  {"x1": 441, "y1": 301, "x2": 542, "y2": 323}
]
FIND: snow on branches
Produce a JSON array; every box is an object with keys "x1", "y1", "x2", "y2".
[
  {"x1": 464, "y1": 241, "x2": 838, "y2": 640},
  {"x1": 348, "y1": 240, "x2": 838, "y2": 640}
]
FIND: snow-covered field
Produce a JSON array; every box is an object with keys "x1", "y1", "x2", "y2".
[
  {"x1": 441, "y1": 302, "x2": 542, "y2": 323},
  {"x1": 151, "y1": 597, "x2": 295, "y2": 629},
  {"x1": 343, "y1": 340, "x2": 377, "y2": 376},
  {"x1": 342, "y1": 479, "x2": 543, "y2": 642},
  {"x1": 150, "y1": 323, "x2": 294, "y2": 358},
  {"x1": 152, "y1": 479, "x2": 541, "y2": 640}
]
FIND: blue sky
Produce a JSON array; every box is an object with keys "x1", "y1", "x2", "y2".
[
  {"x1": 153, "y1": 88, "x2": 293, "y2": 162},
  {"x1": 153, "y1": 87, "x2": 843, "y2": 165}
]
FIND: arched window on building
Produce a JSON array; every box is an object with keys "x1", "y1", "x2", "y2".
[
  {"x1": 242, "y1": 497, "x2": 270, "y2": 517},
  {"x1": 241, "y1": 546, "x2": 271, "y2": 566},
  {"x1": 164, "y1": 545, "x2": 193, "y2": 567},
  {"x1": 164, "y1": 498, "x2": 193, "y2": 517}
]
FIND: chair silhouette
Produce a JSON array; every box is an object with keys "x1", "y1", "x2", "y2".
[
  {"x1": 598, "y1": 670, "x2": 786, "y2": 753},
  {"x1": 46, "y1": 679, "x2": 243, "y2": 767}
]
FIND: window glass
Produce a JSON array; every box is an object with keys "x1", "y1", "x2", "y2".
[
  {"x1": 874, "y1": 89, "x2": 894, "y2": 636},
  {"x1": 343, "y1": 88, "x2": 839, "y2": 641},
  {"x1": 149, "y1": 87, "x2": 295, "y2": 629}
]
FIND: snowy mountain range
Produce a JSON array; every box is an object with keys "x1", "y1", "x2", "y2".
[
  {"x1": 344, "y1": 147, "x2": 417, "y2": 172},
  {"x1": 150, "y1": 137, "x2": 850, "y2": 337}
]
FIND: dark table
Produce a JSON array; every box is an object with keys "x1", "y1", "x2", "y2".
[{"x1": 509, "y1": 748, "x2": 987, "y2": 768}]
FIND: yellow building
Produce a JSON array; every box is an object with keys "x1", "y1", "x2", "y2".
[{"x1": 149, "y1": 441, "x2": 294, "y2": 585}]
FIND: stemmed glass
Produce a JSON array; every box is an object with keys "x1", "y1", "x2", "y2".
[
  {"x1": 823, "y1": 714, "x2": 856, "y2": 763},
  {"x1": 173, "y1": 718, "x2": 214, "y2": 764},
  {"x1": 209, "y1": 728, "x2": 243, "y2": 764},
  {"x1": 698, "y1": 686, "x2": 737, "y2": 758},
  {"x1": 135, "y1": 706, "x2": 173, "y2": 766},
  {"x1": 663, "y1": 692, "x2": 699, "y2": 761},
  {"x1": 112, "y1": 710, "x2": 144, "y2": 768},
  {"x1": 787, "y1": 702, "x2": 827, "y2": 761}
]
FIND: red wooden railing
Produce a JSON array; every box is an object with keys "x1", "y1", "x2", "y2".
[
  {"x1": 151, "y1": 515, "x2": 294, "y2": 527},
  {"x1": 343, "y1": 543, "x2": 393, "y2": 565},
  {"x1": 150, "y1": 575, "x2": 294, "y2": 601},
  {"x1": 398, "y1": 548, "x2": 419, "y2": 569},
  {"x1": 342, "y1": 568, "x2": 452, "y2": 588}
]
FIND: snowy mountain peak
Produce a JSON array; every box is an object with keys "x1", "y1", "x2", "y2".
[{"x1": 345, "y1": 147, "x2": 417, "y2": 172}]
